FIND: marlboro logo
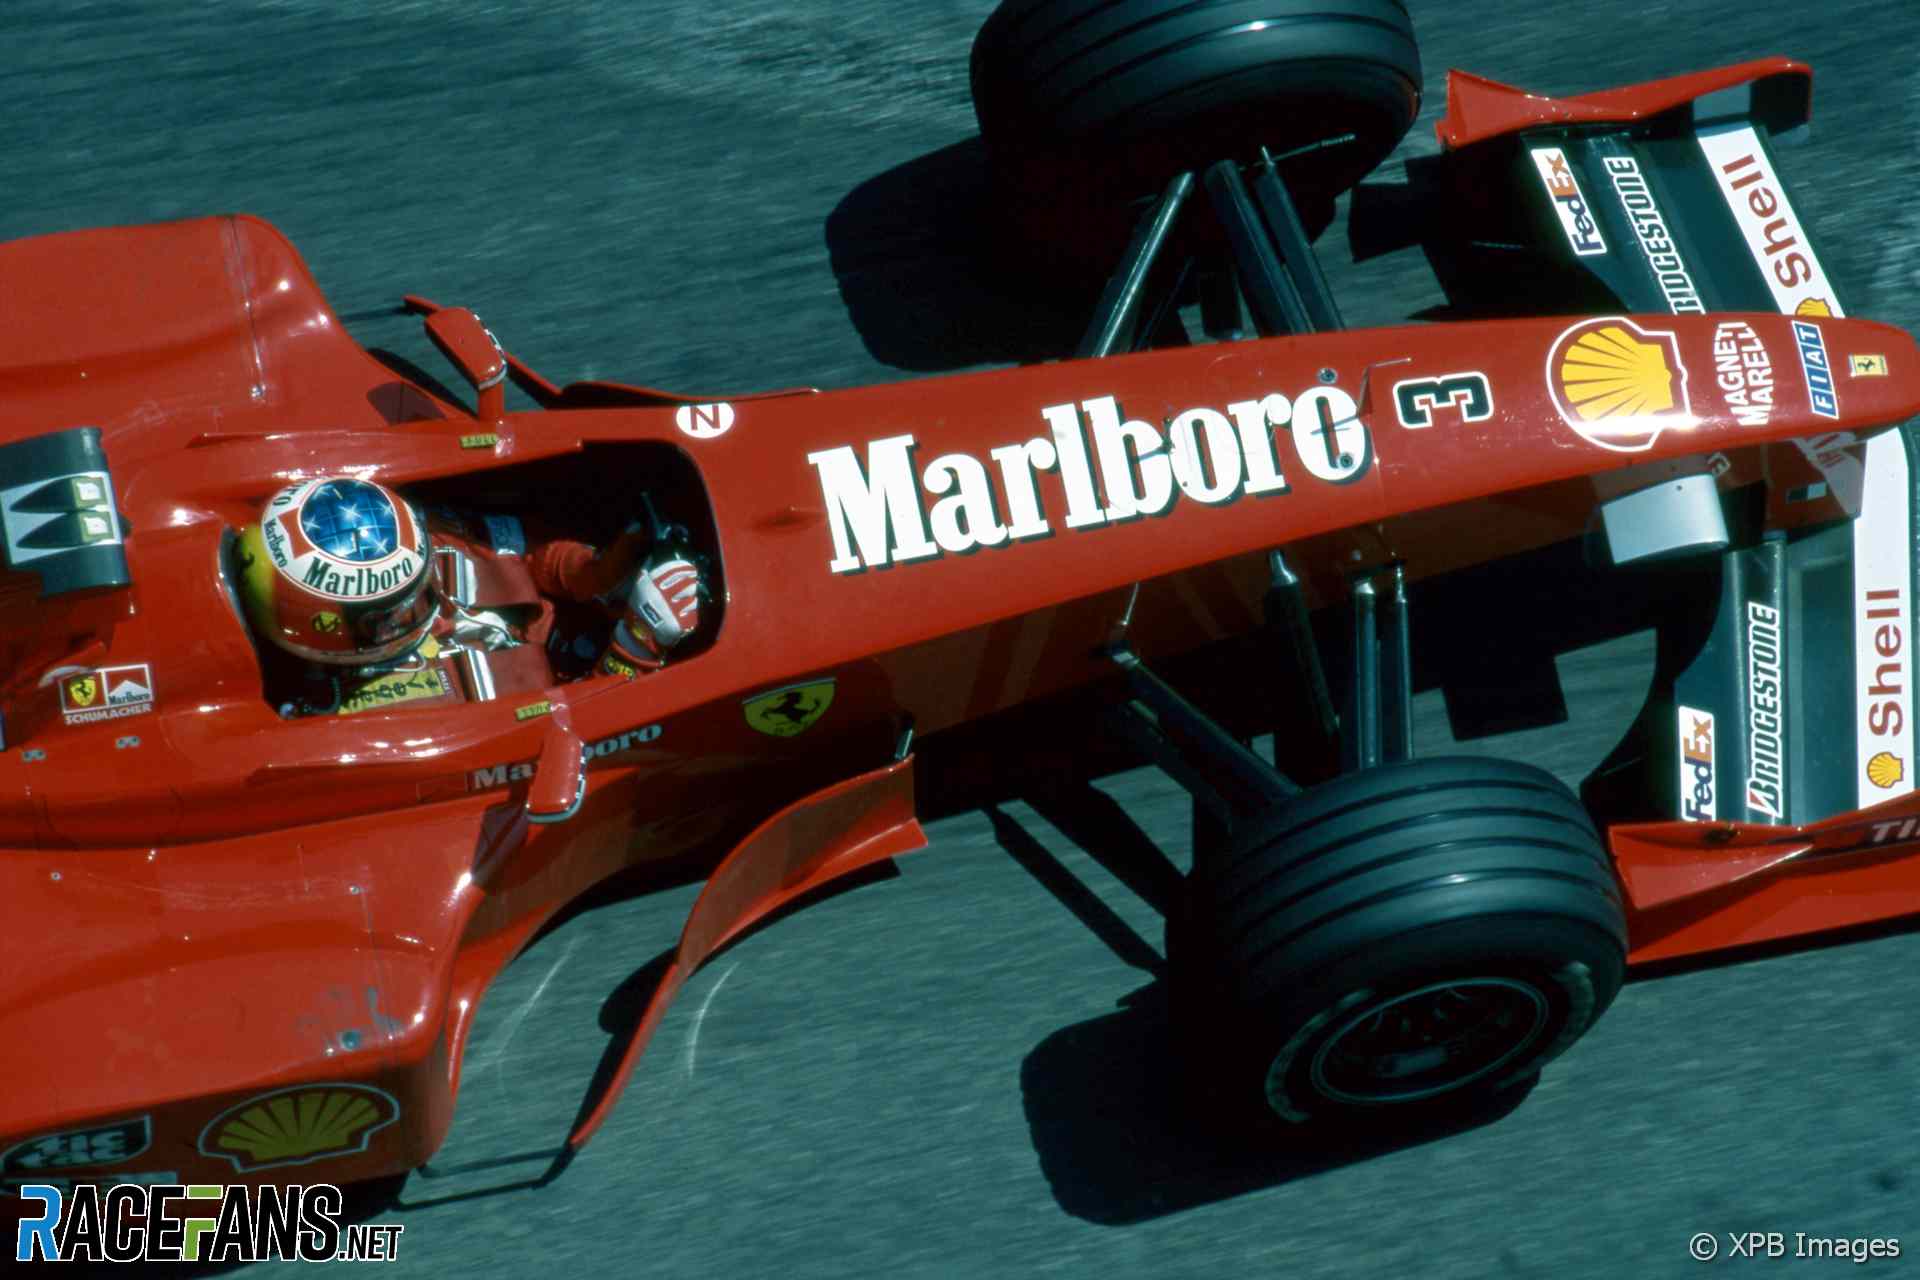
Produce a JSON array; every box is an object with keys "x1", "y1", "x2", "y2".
[{"x1": 806, "y1": 382, "x2": 1372, "y2": 574}]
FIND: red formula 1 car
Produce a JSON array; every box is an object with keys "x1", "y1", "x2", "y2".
[{"x1": 4, "y1": 0, "x2": 1919, "y2": 1203}]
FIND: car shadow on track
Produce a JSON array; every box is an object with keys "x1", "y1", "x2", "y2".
[
  {"x1": 384, "y1": 860, "x2": 906, "y2": 1213},
  {"x1": 1348, "y1": 159, "x2": 1625, "y2": 323},
  {"x1": 989, "y1": 784, "x2": 1534, "y2": 1227}
]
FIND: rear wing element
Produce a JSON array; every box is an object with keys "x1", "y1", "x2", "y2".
[{"x1": 1430, "y1": 62, "x2": 1917, "y2": 832}]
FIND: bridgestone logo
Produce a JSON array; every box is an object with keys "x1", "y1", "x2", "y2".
[
  {"x1": 1745, "y1": 601, "x2": 1785, "y2": 821},
  {"x1": 806, "y1": 387, "x2": 1370, "y2": 573},
  {"x1": 1602, "y1": 156, "x2": 1704, "y2": 315}
]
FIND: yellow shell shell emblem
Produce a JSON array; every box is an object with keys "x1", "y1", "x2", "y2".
[
  {"x1": 1796, "y1": 297, "x2": 1834, "y2": 317},
  {"x1": 744, "y1": 679, "x2": 836, "y2": 737},
  {"x1": 1547, "y1": 317, "x2": 1692, "y2": 453},
  {"x1": 64, "y1": 674, "x2": 98, "y2": 708},
  {"x1": 198, "y1": 1084, "x2": 400, "y2": 1173},
  {"x1": 1867, "y1": 750, "x2": 1904, "y2": 790},
  {"x1": 1558, "y1": 324, "x2": 1678, "y2": 421}
]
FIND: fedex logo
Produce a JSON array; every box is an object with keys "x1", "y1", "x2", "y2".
[
  {"x1": 1677, "y1": 705, "x2": 1716, "y2": 821},
  {"x1": 1531, "y1": 148, "x2": 1607, "y2": 257}
]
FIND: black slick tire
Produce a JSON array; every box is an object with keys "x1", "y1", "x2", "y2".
[
  {"x1": 970, "y1": 0, "x2": 1422, "y2": 275},
  {"x1": 1175, "y1": 756, "x2": 1627, "y2": 1130}
]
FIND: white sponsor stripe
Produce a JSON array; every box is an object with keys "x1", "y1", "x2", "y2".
[
  {"x1": 1699, "y1": 126, "x2": 1869, "y2": 515},
  {"x1": 1855, "y1": 430, "x2": 1914, "y2": 807},
  {"x1": 1696, "y1": 123, "x2": 1842, "y2": 318}
]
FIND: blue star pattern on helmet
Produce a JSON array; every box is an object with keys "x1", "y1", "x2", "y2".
[{"x1": 301, "y1": 480, "x2": 401, "y2": 563}]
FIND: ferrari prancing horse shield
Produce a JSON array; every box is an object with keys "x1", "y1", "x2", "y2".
[{"x1": 743, "y1": 679, "x2": 835, "y2": 737}]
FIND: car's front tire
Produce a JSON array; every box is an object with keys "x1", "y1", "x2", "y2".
[
  {"x1": 970, "y1": 0, "x2": 1423, "y2": 275},
  {"x1": 1173, "y1": 756, "x2": 1627, "y2": 1128}
]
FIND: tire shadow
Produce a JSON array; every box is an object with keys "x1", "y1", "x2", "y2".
[
  {"x1": 822, "y1": 137, "x2": 1104, "y2": 373},
  {"x1": 988, "y1": 784, "x2": 1535, "y2": 1226},
  {"x1": 1019, "y1": 981, "x2": 1534, "y2": 1226},
  {"x1": 1348, "y1": 159, "x2": 1632, "y2": 322}
]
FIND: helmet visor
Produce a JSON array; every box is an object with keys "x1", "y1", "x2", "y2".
[{"x1": 345, "y1": 583, "x2": 437, "y2": 650}]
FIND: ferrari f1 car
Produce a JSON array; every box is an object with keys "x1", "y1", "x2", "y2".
[{"x1": 5, "y1": 0, "x2": 1919, "y2": 1198}]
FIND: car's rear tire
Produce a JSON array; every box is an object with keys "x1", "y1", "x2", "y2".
[
  {"x1": 970, "y1": 0, "x2": 1422, "y2": 276},
  {"x1": 1173, "y1": 756, "x2": 1627, "y2": 1129}
]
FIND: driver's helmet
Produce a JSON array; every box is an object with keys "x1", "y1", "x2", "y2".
[{"x1": 236, "y1": 477, "x2": 436, "y2": 666}]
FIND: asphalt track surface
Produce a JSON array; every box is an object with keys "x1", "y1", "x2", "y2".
[{"x1": 6, "y1": 1, "x2": 1920, "y2": 1276}]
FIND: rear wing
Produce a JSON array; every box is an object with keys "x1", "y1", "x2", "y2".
[{"x1": 1427, "y1": 61, "x2": 1915, "y2": 828}]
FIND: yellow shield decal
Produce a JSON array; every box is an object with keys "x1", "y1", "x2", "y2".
[
  {"x1": 743, "y1": 679, "x2": 835, "y2": 737},
  {"x1": 64, "y1": 675, "x2": 98, "y2": 708}
]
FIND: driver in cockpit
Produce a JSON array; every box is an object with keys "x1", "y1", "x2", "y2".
[{"x1": 234, "y1": 476, "x2": 705, "y2": 716}]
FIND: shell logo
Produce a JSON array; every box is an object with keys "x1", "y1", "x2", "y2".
[
  {"x1": 1546, "y1": 317, "x2": 1694, "y2": 452},
  {"x1": 1867, "y1": 750, "x2": 1905, "y2": 790},
  {"x1": 198, "y1": 1084, "x2": 400, "y2": 1173},
  {"x1": 1796, "y1": 297, "x2": 1834, "y2": 318}
]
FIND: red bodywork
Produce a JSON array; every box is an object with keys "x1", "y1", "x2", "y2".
[{"x1": 5, "y1": 84, "x2": 1920, "y2": 1192}]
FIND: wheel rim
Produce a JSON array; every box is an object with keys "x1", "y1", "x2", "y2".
[{"x1": 1301, "y1": 977, "x2": 1551, "y2": 1106}]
